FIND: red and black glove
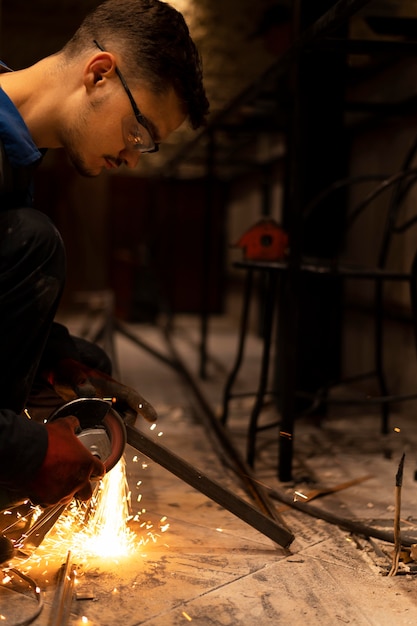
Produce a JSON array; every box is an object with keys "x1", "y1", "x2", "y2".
[
  {"x1": 45, "y1": 358, "x2": 158, "y2": 424},
  {"x1": 27, "y1": 416, "x2": 105, "y2": 507}
]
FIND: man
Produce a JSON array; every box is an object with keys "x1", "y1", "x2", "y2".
[{"x1": 0, "y1": 0, "x2": 209, "y2": 508}]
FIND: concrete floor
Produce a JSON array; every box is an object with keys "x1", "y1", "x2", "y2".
[{"x1": 2, "y1": 313, "x2": 417, "y2": 625}]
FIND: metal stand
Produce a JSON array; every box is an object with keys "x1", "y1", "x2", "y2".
[{"x1": 220, "y1": 262, "x2": 280, "y2": 468}]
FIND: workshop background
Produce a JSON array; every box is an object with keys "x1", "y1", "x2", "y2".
[
  {"x1": 3, "y1": 1, "x2": 417, "y2": 624},
  {"x1": 2, "y1": 0, "x2": 417, "y2": 410}
]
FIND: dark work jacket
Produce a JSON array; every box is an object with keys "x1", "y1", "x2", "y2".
[
  {"x1": 0, "y1": 70, "x2": 49, "y2": 488},
  {"x1": 0, "y1": 66, "x2": 79, "y2": 489}
]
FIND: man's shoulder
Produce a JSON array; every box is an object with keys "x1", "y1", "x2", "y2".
[{"x1": 0, "y1": 88, "x2": 42, "y2": 168}]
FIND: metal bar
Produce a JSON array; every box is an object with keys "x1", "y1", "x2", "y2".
[
  {"x1": 267, "y1": 473, "x2": 417, "y2": 548},
  {"x1": 126, "y1": 424, "x2": 294, "y2": 549},
  {"x1": 114, "y1": 319, "x2": 178, "y2": 370},
  {"x1": 389, "y1": 454, "x2": 405, "y2": 577},
  {"x1": 317, "y1": 391, "x2": 417, "y2": 405},
  {"x1": 47, "y1": 551, "x2": 76, "y2": 626},
  {"x1": 316, "y1": 37, "x2": 417, "y2": 55},
  {"x1": 163, "y1": 326, "x2": 289, "y2": 527},
  {"x1": 199, "y1": 130, "x2": 216, "y2": 380},
  {"x1": 247, "y1": 270, "x2": 278, "y2": 467},
  {"x1": 8, "y1": 568, "x2": 44, "y2": 624},
  {"x1": 220, "y1": 268, "x2": 253, "y2": 425}
]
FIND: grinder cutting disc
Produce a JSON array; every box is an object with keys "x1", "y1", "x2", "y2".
[{"x1": 48, "y1": 397, "x2": 126, "y2": 472}]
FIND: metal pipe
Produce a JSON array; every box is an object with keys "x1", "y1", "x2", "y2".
[
  {"x1": 126, "y1": 424, "x2": 294, "y2": 548},
  {"x1": 163, "y1": 325, "x2": 289, "y2": 527},
  {"x1": 47, "y1": 551, "x2": 76, "y2": 626},
  {"x1": 267, "y1": 483, "x2": 417, "y2": 547}
]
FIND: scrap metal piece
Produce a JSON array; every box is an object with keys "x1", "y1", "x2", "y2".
[
  {"x1": 268, "y1": 479, "x2": 417, "y2": 548},
  {"x1": 277, "y1": 475, "x2": 374, "y2": 512},
  {"x1": 126, "y1": 424, "x2": 294, "y2": 548},
  {"x1": 162, "y1": 325, "x2": 291, "y2": 530},
  {"x1": 47, "y1": 551, "x2": 76, "y2": 626},
  {"x1": 6, "y1": 567, "x2": 44, "y2": 623},
  {"x1": 389, "y1": 453, "x2": 405, "y2": 577}
]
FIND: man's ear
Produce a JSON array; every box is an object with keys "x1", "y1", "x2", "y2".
[{"x1": 84, "y1": 53, "x2": 116, "y2": 91}]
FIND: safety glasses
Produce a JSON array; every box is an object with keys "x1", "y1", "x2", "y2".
[{"x1": 94, "y1": 40, "x2": 159, "y2": 153}]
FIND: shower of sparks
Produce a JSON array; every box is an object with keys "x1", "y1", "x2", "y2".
[
  {"x1": 13, "y1": 458, "x2": 136, "y2": 568},
  {"x1": 67, "y1": 457, "x2": 136, "y2": 559},
  {"x1": 5, "y1": 453, "x2": 170, "y2": 576}
]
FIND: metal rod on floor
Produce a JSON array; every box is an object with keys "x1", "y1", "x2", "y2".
[
  {"x1": 267, "y1": 482, "x2": 417, "y2": 547},
  {"x1": 114, "y1": 319, "x2": 178, "y2": 370},
  {"x1": 163, "y1": 326, "x2": 291, "y2": 530},
  {"x1": 389, "y1": 453, "x2": 405, "y2": 576},
  {"x1": 126, "y1": 424, "x2": 294, "y2": 548},
  {"x1": 47, "y1": 550, "x2": 76, "y2": 626}
]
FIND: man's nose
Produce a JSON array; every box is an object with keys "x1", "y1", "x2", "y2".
[{"x1": 121, "y1": 149, "x2": 142, "y2": 169}]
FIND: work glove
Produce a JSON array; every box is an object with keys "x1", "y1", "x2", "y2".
[
  {"x1": 45, "y1": 358, "x2": 158, "y2": 424},
  {"x1": 27, "y1": 416, "x2": 105, "y2": 507}
]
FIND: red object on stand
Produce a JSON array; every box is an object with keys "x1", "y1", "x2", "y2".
[{"x1": 233, "y1": 219, "x2": 288, "y2": 261}]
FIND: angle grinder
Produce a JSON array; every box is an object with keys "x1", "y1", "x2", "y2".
[
  {"x1": 0, "y1": 398, "x2": 127, "y2": 564},
  {"x1": 47, "y1": 396, "x2": 127, "y2": 472},
  {"x1": 0, "y1": 397, "x2": 126, "y2": 514}
]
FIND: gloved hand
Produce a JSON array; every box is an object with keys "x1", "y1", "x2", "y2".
[
  {"x1": 27, "y1": 416, "x2": 105, "y2": 507},
  {"x1": 45, "y1": 358, "x2": 158, "y2": 424}
]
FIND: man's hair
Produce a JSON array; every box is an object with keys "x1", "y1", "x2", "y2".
[{"x1": 62, "y1": 0, "x2": 209, "y2": 129}]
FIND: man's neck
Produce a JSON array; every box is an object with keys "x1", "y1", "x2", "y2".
[{"x1": 0, "y1": 56, "x2": 65, "y2": 149}]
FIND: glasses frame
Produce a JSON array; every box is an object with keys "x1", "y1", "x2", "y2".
[{"x1": 93, "y1": 39, "x2": 159, "y2": 153}]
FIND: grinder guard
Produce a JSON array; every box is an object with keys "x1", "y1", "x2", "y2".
[{"x1": 48, "y1": 397, "x2": 127, "y2": 472}]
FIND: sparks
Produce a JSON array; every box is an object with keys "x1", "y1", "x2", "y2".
[
  {"x1": 182, "y1": 611, "x2": 192, "y2": 622},
  {"x1": 8, "y1": 455, "x2": 170, "y2": 576},
  {"x1": 64, "y1": 457, "x2": 137, "y2": 559},
  {"x1": 294, "y1": 491, "x2": 308, "y2": 501}
]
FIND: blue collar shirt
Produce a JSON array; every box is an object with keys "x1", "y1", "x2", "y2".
[
  {"x1": 0, "y1": 61, "x2": 43, "y2": 206},
  {"x1": 0, "y1": 60, "x2": 42, "y2": 167}
]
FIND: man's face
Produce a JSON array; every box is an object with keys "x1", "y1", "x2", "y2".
[{"x1": 60, "y1": 79, "x2": 186, "y2": 177}]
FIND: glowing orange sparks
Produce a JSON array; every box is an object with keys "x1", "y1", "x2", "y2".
[
  {"x1": 67, "y1": 457, "x2": 136, "y2": 558},
  {"x1": 5, "y1": 450, "x2": 171, "y2": 582}
]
